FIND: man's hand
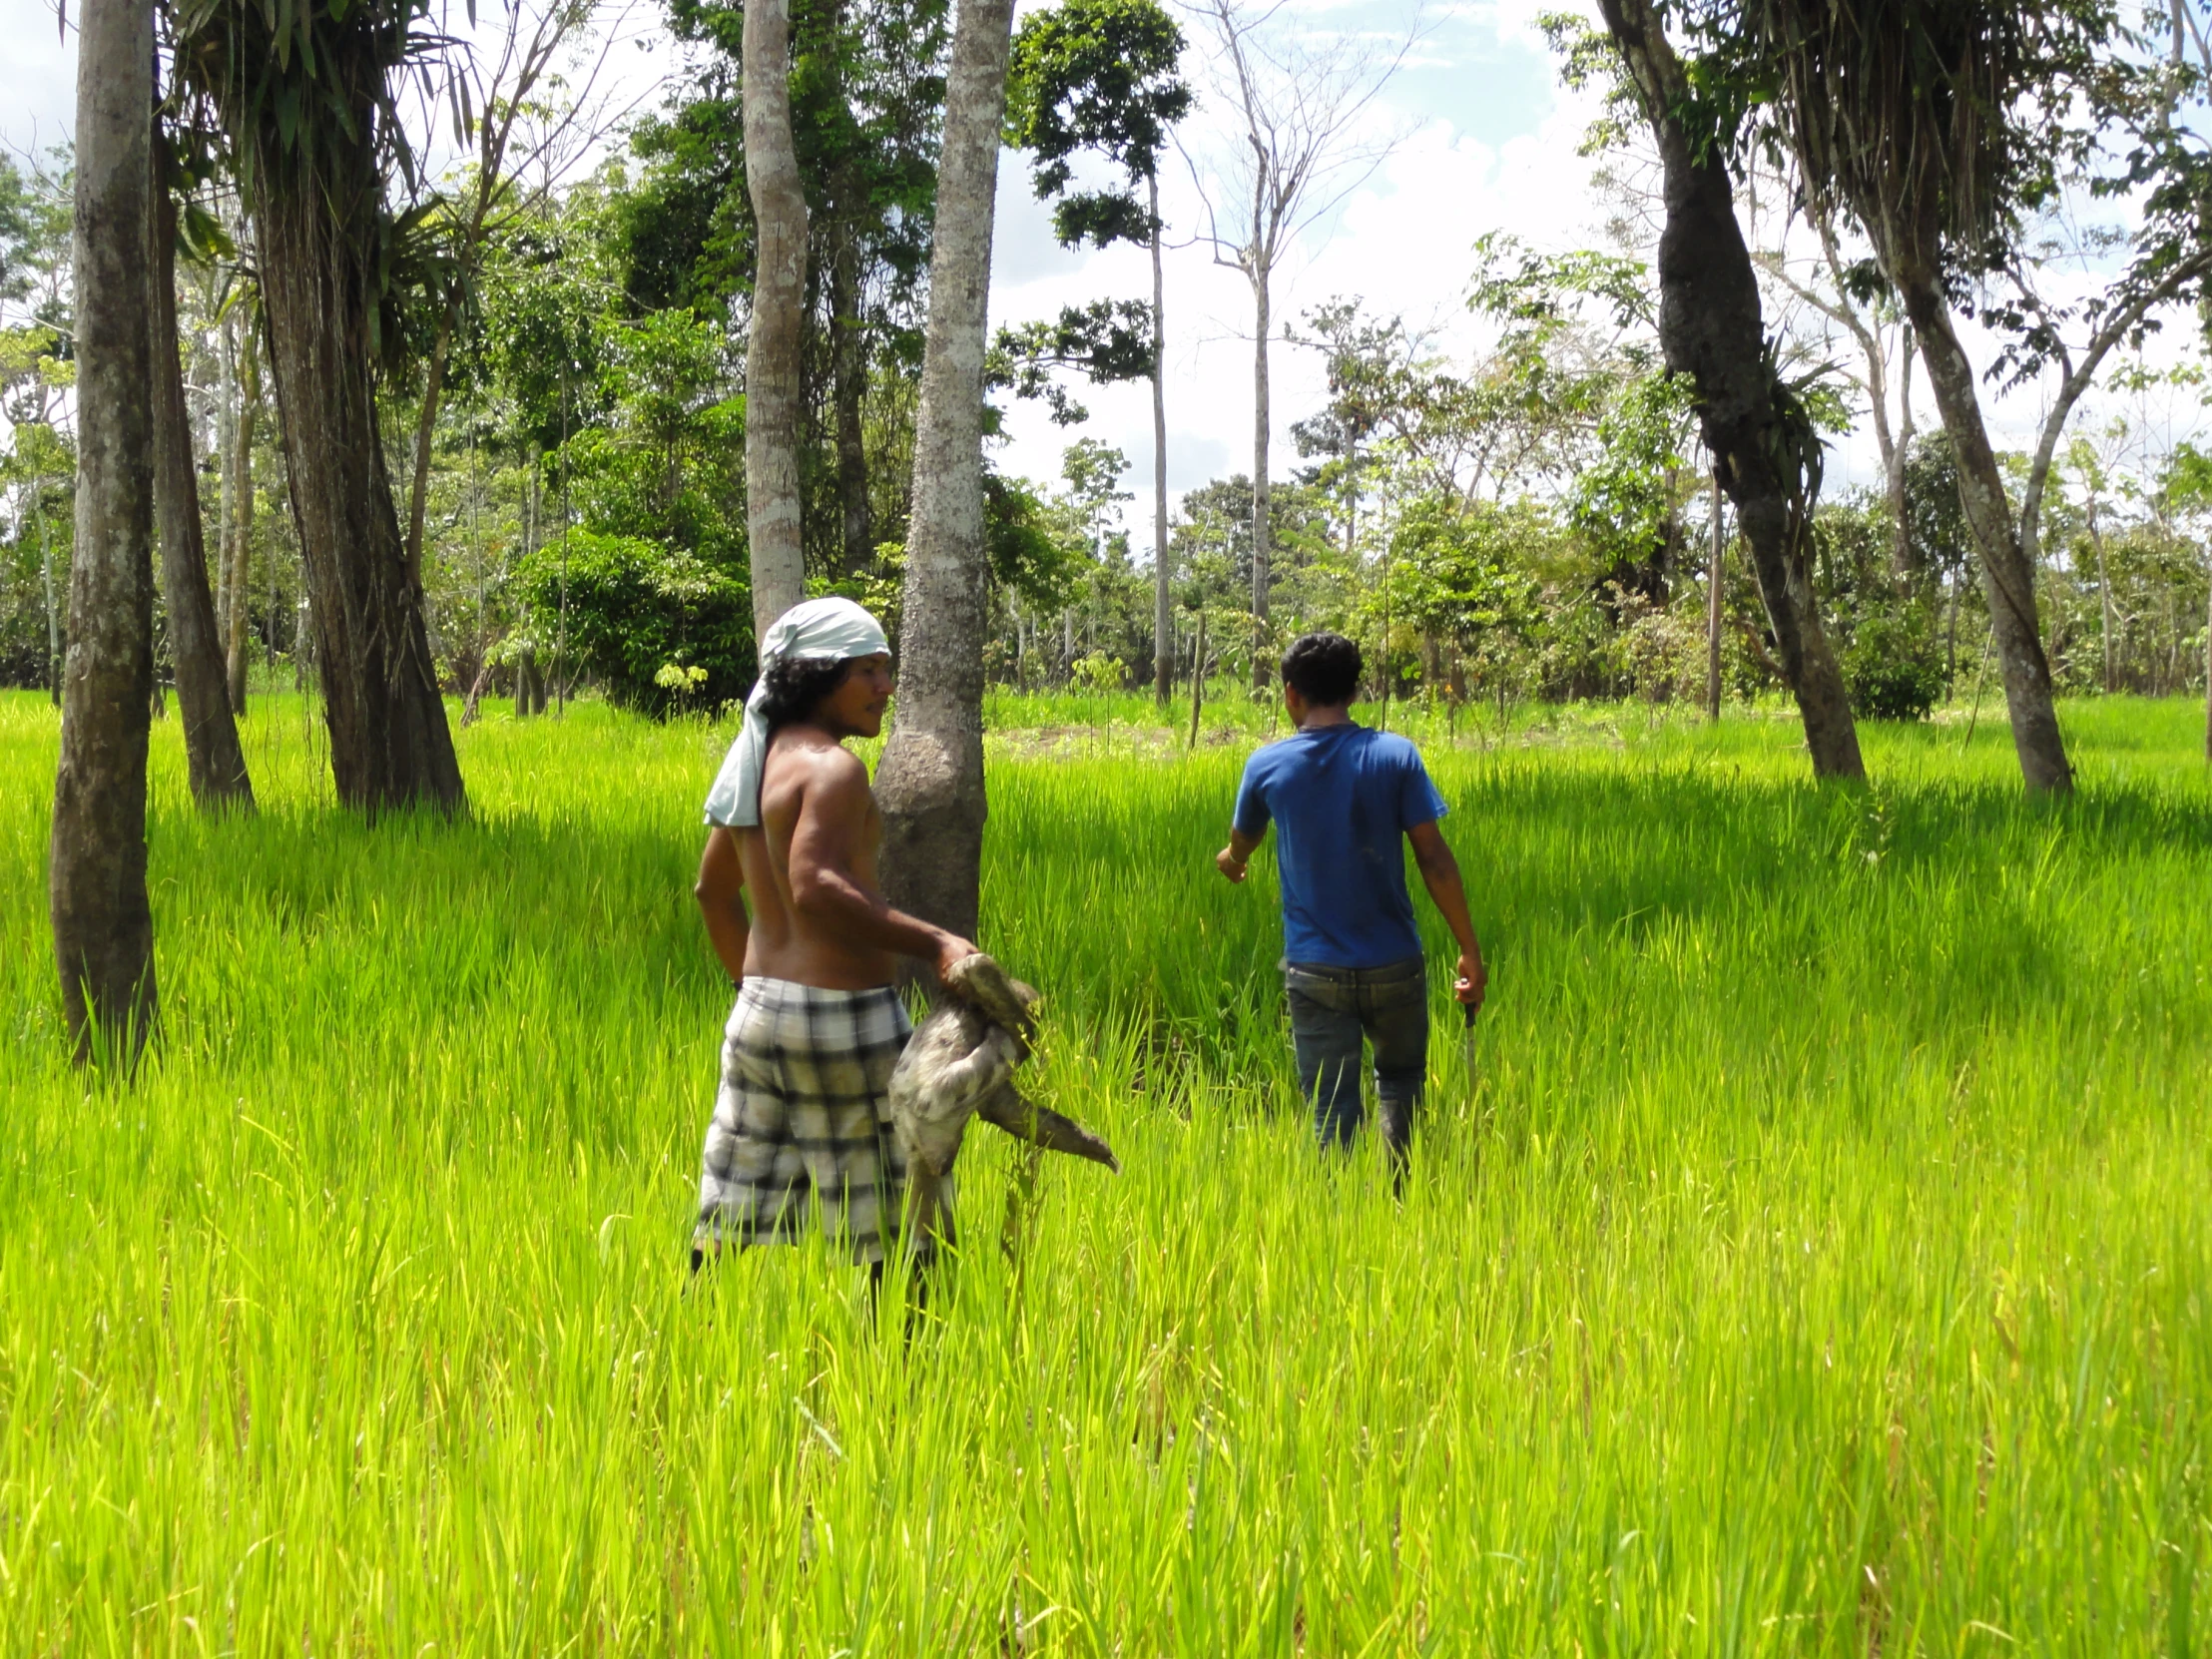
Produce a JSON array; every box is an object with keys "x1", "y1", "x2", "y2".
[
  {"x1": 932, "y1": 931, "x2": 981, "y2": 985},
  {"x1": 1453, "y1": 951, "x2": 1487, "y2": 1012},
  {"x1": 1216, "y1": 826, "x2": 1262, "y2": 883}
]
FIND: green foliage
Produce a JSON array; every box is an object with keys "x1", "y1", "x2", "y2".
[
  {"x1": 517, "y1": 529, "x2": 752, "y2": 715},
  {"x1": 988, "y1": 299, "x2": 1157, "y2": 425},
  {"x1": 1008, "y1": 0, "x2": 1189, "y2": 244},
  {"x1": 1843, "y1": 600, "x2": 1947, "y2": 721},
  {"x1": 1372, "y1": 496, "x2": 1546, "y2": 681},
  {"x1": 1902, "y1": 430, "x2": 1972, "y2": 578},
  {"x1": 559, "y1": 307, "x2": 745, "y2": 567},
  {"x1": 1565, "y1": 371, "x2": 1700, "y2": 584},
  {"x1": 0, "y1": 152, "x2": 71, "y2": 326},
  {"x1": 985, "y1": 471, "x2": 1087, "y2": 616}
]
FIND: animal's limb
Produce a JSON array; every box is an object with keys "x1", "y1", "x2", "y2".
[
  {"x1": 902, "y1": 1168, "x2": 957, "y2": 1259},
  {"x1": 977, "y1": 1084, "x2": 1120, "y2": 1174},
  {"x1": 943, "y1": 953, "x2": 1039, "y2": 1050},
  {"x1": 915, "y1": 1023, "x2": 1022, "y2": 1118}
]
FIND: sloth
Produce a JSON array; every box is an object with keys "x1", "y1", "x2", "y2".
[{"x1": 887, "y1": 951, "x2": 1118, "y2": 1249}]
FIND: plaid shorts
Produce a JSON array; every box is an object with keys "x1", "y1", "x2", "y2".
[{"x1": 693, "y1": 977, "x2": 915, "y2": 1266}]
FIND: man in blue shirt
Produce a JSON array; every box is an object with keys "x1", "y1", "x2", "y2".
[{"x1": 1217, "y1": 632, "x2": 1487, "y2": 1185}]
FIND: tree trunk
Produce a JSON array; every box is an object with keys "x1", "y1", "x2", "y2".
[
  {"x1": 1595, "y1": 0, "x2": 1864, "y2": 781},
  {"x1": 744, "y1": 0, "x2": 811, "y2": 637},
  {"x1": 214, "y1": 319, "x2": 236, "y2": 643},
  {"x1": 1707, "y1": 468, "x2": 1724, "y2": 722},
  {"x1": 225, "y1": 330, "x2": 260, "y2": 712},
  {"x1": 1897, "y1": 268, "x2": 2073, "y2": 793},
  {"x1": 403, "y1": 304, "x2": 455, "y2": 589},
  {"x1": 250, "y1": 74, "x2": 465, "y2": 816},
  {"x1": 35, "y1": 477, "x2": 60, "y2": 706},
  {"x1": 1888, "y1": 332, "x2": 1917, "y2": 575},
  {"x1": 53, "y1": 0, "x2": 159, "y2": 1065},
  {"x1": 874, "y1": 0, "x2": 1015, "y2": 950},
  {"x1": 1151, "y1": 180, "x2": 1172, "y2": 706},
  {"x1": 2089, "y1": 498, "x2": 2114, "y2": 693},
  {"x1": 150, "y1": 134, "x2": 254, "y2": 811},
  {"x1": 1250, "y1": 267, "x2": 1272, "y2": 689},
  {"x1": 1187, "y1": 609, "x2": 1205, "y2": 750},
  {"x1": 830, "y1": 230, "x2": 872, "y2": 576}
]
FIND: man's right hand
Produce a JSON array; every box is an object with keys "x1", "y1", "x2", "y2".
[
  {"x1": 932, "y1": 931, "x2": 981, "y2": 985},
  {"x1": 1454, "y1": 951, "x2": 1488, "y2": 1012}
]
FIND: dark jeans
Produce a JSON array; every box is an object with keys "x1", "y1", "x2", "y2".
[{"x1": 1284, "y1": 956, "x2": 1428, "y2": 1174}]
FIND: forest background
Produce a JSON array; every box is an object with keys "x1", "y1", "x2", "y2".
[{"x1": 2, "y1": 0, "x2": 2210, "y2": 732}]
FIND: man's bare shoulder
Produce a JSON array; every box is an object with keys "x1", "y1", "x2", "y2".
[{"x1": 767, "y1": 730, "x2": 870, "y2": 806}]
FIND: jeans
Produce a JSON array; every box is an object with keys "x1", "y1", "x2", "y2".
[{"x1": 1283, "y1": 956, "x2": 1428, "y2": 1176}]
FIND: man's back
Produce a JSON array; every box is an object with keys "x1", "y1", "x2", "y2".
[
  {"x1": 735, "y1": 728, "x2": 895, "y2": 989},
  {"x1": 1233, "y1": 723, "x2": 1447, "y2": 969}
]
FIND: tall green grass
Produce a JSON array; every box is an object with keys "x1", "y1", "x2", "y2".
[{"x1": 3, "y1": 691, "x2": 2209, "y2": 1653}]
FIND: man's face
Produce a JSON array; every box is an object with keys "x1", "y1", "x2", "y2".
[{"x1": 820, "y1": 653, "x2": 894, "y2": 739}]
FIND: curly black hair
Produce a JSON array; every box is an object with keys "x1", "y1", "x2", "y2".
[
  {"x1": 757, "y1": 656, "x2": 858, "y2": 734},
  {"x1": 1280, "y1": 632, "x2": 1362, "y2": 708}
]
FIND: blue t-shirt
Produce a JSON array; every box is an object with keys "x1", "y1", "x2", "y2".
[{"x1": 1233, "y1": 723, "x2": 1448, "y2": 969}]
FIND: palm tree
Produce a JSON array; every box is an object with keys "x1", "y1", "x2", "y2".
[{"x1": 176, "y1": 0, "x2": 465, "y2": 815}]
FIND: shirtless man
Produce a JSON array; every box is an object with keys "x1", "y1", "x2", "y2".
[{"x1": 689, "y1": 598, "x2": 974, "y2": 1272}]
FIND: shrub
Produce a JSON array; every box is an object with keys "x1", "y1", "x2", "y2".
[
  {"x1": 518, "y1": 530, "x2": 753, "y2": 716},
  {"x1": 1844, "y1": 602, "x2": 1946, "y2": 721}
]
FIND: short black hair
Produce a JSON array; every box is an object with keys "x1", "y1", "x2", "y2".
[
  {"x1": 758, "y1": 656, "x2": 857, "y2": 733},
  {"x1": 1281, "y1": 632, "x2": 1362, "y2": 707}
]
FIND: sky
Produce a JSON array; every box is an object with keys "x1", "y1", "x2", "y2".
[{"x1": 5, "y1": 0, "x2": 2203, "y2": 530}]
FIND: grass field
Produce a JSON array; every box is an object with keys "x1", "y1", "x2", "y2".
[{"x1": 4, "y1": 688, "x2": 2210, "y2": 1654}]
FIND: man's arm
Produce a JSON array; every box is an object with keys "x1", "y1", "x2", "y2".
[
  {"x1": 695, "y1": 826, "x2": 751, "y2": 985},
  {"x1": 1406, "y1": 820, "x2": 1487, "y2": 1009},
  {"x1": 788, "y1": 749, "x2": 975, "y2": 980},
  {"x1": 1215, "y1": 824, "x2": 1264, "y2": 882}
]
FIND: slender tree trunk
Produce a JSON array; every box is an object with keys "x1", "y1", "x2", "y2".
[
  {"x1": 35, "y1": 477, "x2": 60, "y2": 707},
  {"x1": 2089, "y1": 499, "x2": 2114, "y2": 693},
  {"x1": 1707, "y1": 469, "x2": 1724, "y2": 722},
  {"x1": 1945, "y1": 573, "x2": 1961, "y2": 690},
  {"x1": 225, "y1": 332, "x2": 260, "y2": 711},
  {"x1": 1888, "y1": 332, "x2": 1917, "y2": 575},
  {"x1": 53, "y1": 0, "x2": 159, "y2": 1064},
  {"x1": 403, "y1": 304, "x2": 455, "y2": 588},
  {"x1": 744, "y1": 0, "x2": 811, "y2": 637},
  {"x1": 249, "y1": 66, "x2": 464, "y2": 816},
  {"x1": 1595, "y1": 0, "x2": 1863, "y2": 781},
  {"x1": 1151, "y1": 180, "x2": 1172, "y2": 706},
  {"x1": 214, "y1": 320, "x2": 235, "y2": 643},
  {"x1": 1187, "y1": 609, "x2": 1205, "y2": 750},
  {"x1": 874, "y1": 0, "x2": 1015, "y2": 949},
  {"x1": 1897, "y1": 267, "x2": 2073, "y2": 793},
  {"x1": 150, "y1": 133, "x2": 254, "y2": 811},
  {"x1": 1250, "y1": 267, "x2": 1272, "y2": 689},
  {"x1": 830, "y1": 230, "x2": 872, "y2": 575}
]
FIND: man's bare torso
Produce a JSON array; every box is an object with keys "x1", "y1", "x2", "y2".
[{"x1": 737, "y1": 726, "x2": 896, "y2": 989}]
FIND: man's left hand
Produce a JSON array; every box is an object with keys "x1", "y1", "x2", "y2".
[{"x1": 1215, "y1": 845, "x2": 1248, "y2": 883}]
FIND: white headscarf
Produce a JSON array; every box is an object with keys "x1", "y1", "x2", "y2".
[{"x1": 703, "y1": 597, "x2": 890, "y2": 828}]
